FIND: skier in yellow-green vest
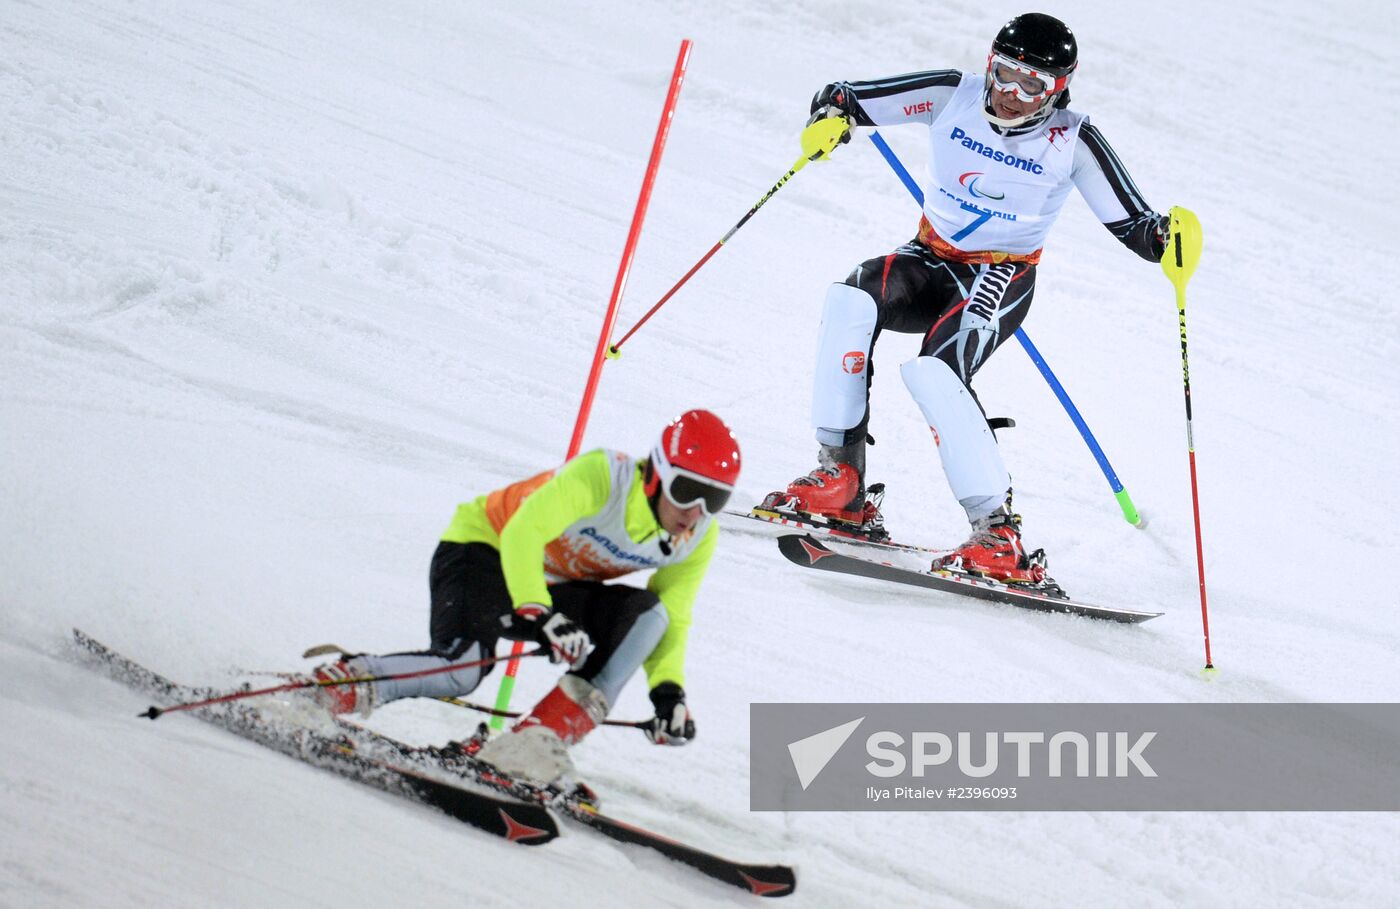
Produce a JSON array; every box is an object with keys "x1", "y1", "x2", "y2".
[{"x1": 307, "y1": 410, "x2": 741, "y2": 783}]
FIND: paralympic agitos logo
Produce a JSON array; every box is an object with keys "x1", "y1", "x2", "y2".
[{"x1": 958, "y1": 171, "x2": 1004, "y2": 200}]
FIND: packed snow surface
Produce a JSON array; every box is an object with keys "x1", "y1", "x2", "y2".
[{"x1": 3, "y1": 1, "x2": 1396, "y2": 907}]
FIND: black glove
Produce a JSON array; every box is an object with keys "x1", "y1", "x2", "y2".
[
  {"x1": 803, "y1": 84, "x2": 856, "y2": 162},
  {"x1": 809, "y1": 81, "x2": 858, "y2": 120},
  {"x1": 505, "y1": 604, "x2": 592, "y2": 669},
  {"x1": 1153, "y1": 213, "x2": 1172, "y2": 261},
  {"x1": 646, "y1": 682, "x2": 695, "y2": 746}
]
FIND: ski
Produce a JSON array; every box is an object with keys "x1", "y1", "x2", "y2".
[
  {"x1": 559, "y1": 800, "x2": 796, "y2": 897},
  {"x1": 777, "y1": 535, "x2": 1162, "y2": 623},
  {"x1": 334, "y1": 719, "x2": 798, "y2": 898},
  {"x1": 69, "y1": 629, "x2": 558, "y2": 844},
  {"x1": 72, "y1": 629, "x2": 795, "y2": 896}
]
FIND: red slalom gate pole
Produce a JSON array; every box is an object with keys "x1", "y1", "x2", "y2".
[
  {"x1": 566, "y1": 39, "x2": 693, "y2": 456},
  {"x1": 491, "y1": 40, "x2": 693, "y2": 728}
]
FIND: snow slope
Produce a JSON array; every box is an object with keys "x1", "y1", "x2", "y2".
[{"x1": 3, "y1": 1, "x2": 1397, "y2": 906}]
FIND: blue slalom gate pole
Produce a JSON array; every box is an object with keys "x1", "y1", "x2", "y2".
[{"x1": 867, "y1": 130, "x2": 1143, "y2": 527}]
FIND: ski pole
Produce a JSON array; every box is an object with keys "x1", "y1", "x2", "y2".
[
  {"x1": 607, "y1": 119, "x2": 845, "y2": 358},
  {"x1": 301, "y1": 644, "x2": 654, "y2": 727},
  {"x1": 435, "y1": 696, "x2": 653, "y2": 733},
  {"x1": 141, "y1": 648, "x2": 550, "y2": 719},
  {"x1": 1160, "y1": 205, "x2": 1214, "y2": 670},
  {"x1": 866, "y1": 130, "x2": 1144, "y2": 527},
  {"x1": 1013, "y1": 330, "x2": 1141, "y2": 526},
  {"x1": 609, "y1": 116, "x2": 851, "y2": 356}
]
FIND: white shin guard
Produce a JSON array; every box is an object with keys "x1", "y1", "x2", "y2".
[
  {"x1": 900, "y1": 356, "x2": 1010, "y2": 522},
  {"x1": 811, "y1": 283, "x2": 877, "y2": 442}
]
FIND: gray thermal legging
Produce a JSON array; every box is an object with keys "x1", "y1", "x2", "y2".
[{"x1": 358, "y1": 541, "x2": 670, "y2": 709}]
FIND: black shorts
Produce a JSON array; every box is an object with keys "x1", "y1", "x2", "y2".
[{"x1": 427, "y1": 541, "x2": 661, "y2": 682}]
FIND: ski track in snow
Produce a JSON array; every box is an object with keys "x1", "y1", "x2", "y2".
[{"x1": 3, "y1": 1, "x2": 1398, "y2": 907}]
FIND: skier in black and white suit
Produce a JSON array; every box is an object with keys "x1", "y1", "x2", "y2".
[{"x1": 768, "y1": 12, "x2": 1174, "y2": 583}]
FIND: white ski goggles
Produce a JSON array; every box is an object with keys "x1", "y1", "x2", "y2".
[
  {"x1": 654, "y1": 457, "x2": 733, "y2": 516},
  {"x1": 986, "y1": 53, "x2": 1071, "y2": 103}
]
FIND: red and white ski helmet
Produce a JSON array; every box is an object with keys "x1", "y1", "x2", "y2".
[{"x1": 649, "y1": 409, "x2": 741, "y2": 516}]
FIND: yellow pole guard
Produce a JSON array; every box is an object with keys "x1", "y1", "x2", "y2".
[
  {"x1": 1160, "y1": 205, "x2": 1203, "y2": 306},
  {"x1": 800, "y1": 115, "x2": 851, "y2": 162}
]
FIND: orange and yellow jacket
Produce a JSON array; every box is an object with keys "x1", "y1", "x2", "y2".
[{"x1": 441, "y1": 449, "x2": 717, "y2": 689}]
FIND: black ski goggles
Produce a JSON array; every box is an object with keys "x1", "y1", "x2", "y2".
[{"x1": 659, "y1": 465, "x2": 733, "y2": 516}]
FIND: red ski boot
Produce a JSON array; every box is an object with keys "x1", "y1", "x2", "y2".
[
  {"x1": 759, "y1": 441, "x2": 885, "y2": 530},
  {"x1": 784, "y1": 461, "x2": 864, "y2": 522},
  {"x1": 757, "y1": 472, "x2": 888, "y2": 540},
  {"x1": 308, "y1": 658, "x2": 377, "y2": 717},
  {"x1": 474, "y1": 675, "x2": 608, "y2": 783},
  {"x1": 934, "y1": 511, "x2": 1047, "y2": 584}
]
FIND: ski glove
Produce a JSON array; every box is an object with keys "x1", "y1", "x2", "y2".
[
  {"x1": 803, "y1": 81, "x2": 856, "y2": 161},
  {"x1": 809, "y1": 81, "x2": 858, "y2": 119},
  {"x1": 511, "y1": 604, "x2": 592, "y2": 670},
  {"x1": 1153, "y1": 213, "x2": 1173, "y2": 262},
  {"x1": 646, "y1": 681, "x2": 695, "y2": 746}
]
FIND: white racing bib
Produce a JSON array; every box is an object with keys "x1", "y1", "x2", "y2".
[
  {"x1": 542, "y1": 451, "x2": 706, "y2": 584},
  {"x1": 922, "y1": 74, "x2": 1084, "y2": 255}
]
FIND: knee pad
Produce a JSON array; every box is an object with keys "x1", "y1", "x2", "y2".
[
  {"x1": 899, "y1": 356, "x2": 1010, "y2": 517},
  {"x1": 812, "y1": 283, "x2": 877, "y2": 435}
]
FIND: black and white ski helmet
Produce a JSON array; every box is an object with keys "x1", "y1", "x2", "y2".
[{"x1": 982, "y1": 13, "x2": 1078, "y2": 133}]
